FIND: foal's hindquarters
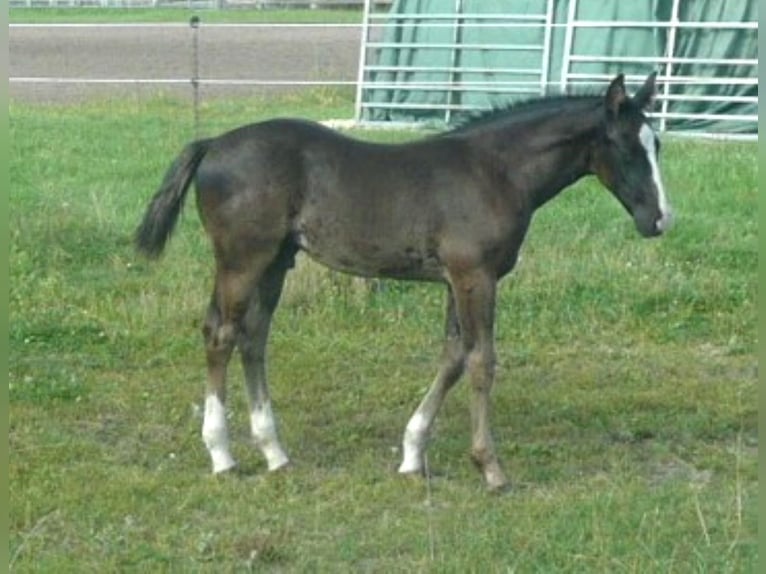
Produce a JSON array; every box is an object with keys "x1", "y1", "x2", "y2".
[{"x1": 195, "y1": 139, "x2": 300, "y2": 476}]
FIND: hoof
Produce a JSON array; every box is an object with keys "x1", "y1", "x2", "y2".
[
  {"x1": 398, "y1": 457, "x2": 426, "y2": 478},
  {"x1": 210, "y1": 449, "x2": 238, "y2": 475},
  {"x1": 398, "y1": 463, "x2": 443, "y2": 482},
  {"x1": 486, "y1": 477, "x2": 512, "y2": 494},
  {"x1": 268, "y1": 459, "x2": 292, "y2": 473},
  {"x1": 212, "y1": 463, "x2": 239, "y2": 477},
  {"x1": 471, "y1": 453, "x2": 510, "y2": 493},
  {"x1": 398, "y1": 468, "x2": 426, "y2": 482},
  {"x1": 483, "y1": 465, "x2": 511, "y2": 493}
]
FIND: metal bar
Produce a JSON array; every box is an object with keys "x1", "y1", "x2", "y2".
[
  {"x1": 662, "y1": 131, "x2": 757, "y2": 141},
  {"x1": 365, "y1": 42, "x2": 544, "y2": 51},
  {"x1": 560, "y1": 0, "x2": 578, "y2": 93},
  {"x1": 660, "y1": 0, "x2": 681, "y2": 131},
  {"x1": 9, "y1": 77, "x2": 359, "y2": 86},
  {"x1": 566, "y1": 73, "x2": 758, "y2": 86},
  {"x1": 364, "y1": 86, "x2": 543, "y2": 96},
  {"x1": 10, "y1": 22, "x2": 364, "y2": 28},
  {"x1": 360, "y1": 101, "x2": 488, "y2": 111},
  {"x1": 353, "y1": 0, "x2": 372, "y2": 122},
  {"x1": 10, "y1": 77, "x2": 193, "y2": 84},
  {"x1": 565, "y1": 20, "x2": 757, "y2": 29},
  {"x1": 445, "y1": 0, "x2": 463, "y2": 124},
  {"x1": 365, "y1": 65, "x2": 542, "y2": 75},
  {"x1": 540, "y1": 0, "x2": 554, "y2": 96},
  {"x1": 363, "y1": 83, "x2": 543, "y2": 94},
  {"x1": 568, "y1": 55, "x2": 757, "y2": 66},
  {"x1": 362, "y1": 83, "x2": 542, "y2": 92},
  {"x1": 660, "y1": 94, "x2": 758, "y2": 103},
  {"x1": 368, "y1": 13, "x2": 548, "y2": 21},
  {"x1": 651, "y1": 112, "x2": 757, "y2": 121},
  {"x1": 190, "y1": 16, "x2": 200, "y2": 138},
  {"x1": 369, "y1": 21, "x2": 561, "y2": 29}
]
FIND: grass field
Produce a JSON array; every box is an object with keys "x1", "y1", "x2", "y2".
[{"x1": 10, "y1": 89, "x2": 757, "y2": 572}]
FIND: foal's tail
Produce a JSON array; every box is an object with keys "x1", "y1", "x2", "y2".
[{"x1": 134, "y1": 139, "x2": 211, "y2": 259}]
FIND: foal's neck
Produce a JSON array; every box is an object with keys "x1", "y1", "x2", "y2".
[{"x1": 483, "y1": 101, "x2": 603, "y2": 210}]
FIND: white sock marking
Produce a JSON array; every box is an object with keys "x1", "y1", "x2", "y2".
[
  {"x1": 202, "y1": 394, "x2": 236, "y2": 473},
  {"x1": 250, "y1": 401, "x2": 289, "y2": 471},
  {"x1": 399, "y1": 411, "x2": 429, "y2": 474},
  {"x1": 639, "y1": 123, "x2": 673, "y2": 232}
]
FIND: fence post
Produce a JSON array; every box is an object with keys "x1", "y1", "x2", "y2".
[
  {"x1": 660, "y1": 0, "x2": 682, "y2": 133},
  {"x1": 354, "y1": 0, "x2": 373, "y2": 122},
  {"x1": 444, "y1": 0, "x2": 464, "y2": 125},
  {"x1": 190, "y1": 15, "x2": 201, "y2": 138}
]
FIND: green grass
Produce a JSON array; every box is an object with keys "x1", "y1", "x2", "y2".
[
  {"x1": 10, "y1": 7, "x2": 363, "y2": 24},
  {"x1": 10, "y1": 89, "x2": 757, "y2": 572}
]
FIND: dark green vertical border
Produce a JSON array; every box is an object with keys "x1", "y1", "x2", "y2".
[
  {"x1": 1, "y1": 1, "x2": 10, "y2": 569},
  {"x1": 757, "y1": 3, "x2": 765, "y2": 566}
]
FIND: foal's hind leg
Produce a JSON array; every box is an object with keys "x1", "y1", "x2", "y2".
[
  {"x1": 201, "y1": 292, "x2": 237, "y2": 474},
  {"x1": 236, "y1": 250, "x2": 293, "y2": 471},
  {"x1": 201, "y1": 247, "x2": 280, "y2": 474},
  {"x1": 399, "y1": 287, "x2": 466, "y2": 475}
]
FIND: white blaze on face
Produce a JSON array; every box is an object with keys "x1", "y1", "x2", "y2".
[
  {"x1": 202, "y1": 394, "x2": 237, "y2": 473},
  {"x1": 639, "y1": 123, "x2": 673, "y2": 232}
]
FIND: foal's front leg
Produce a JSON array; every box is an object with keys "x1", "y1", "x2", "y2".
[{"x1": 451, "y1": 270, "x2": 509, "y2": 492}]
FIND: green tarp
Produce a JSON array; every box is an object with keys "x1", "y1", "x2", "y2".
[{"x1": 364, "y1": 0, "x2": 757, "y2": 134}]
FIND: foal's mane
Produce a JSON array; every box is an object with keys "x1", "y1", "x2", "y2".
[{"x1": 446, "y1": 93, "x2": 603, "y2": 135}]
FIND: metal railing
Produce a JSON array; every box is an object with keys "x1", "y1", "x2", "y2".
[
  {"x1": 560, "y1": 0, "x2": 757, "y2": 138},
  {"x1": 355, "y1": 0, "x2": 556, "y2": 124},
  {"x1": 355, "y1": 0, "x2": 757, "y2": 138}
]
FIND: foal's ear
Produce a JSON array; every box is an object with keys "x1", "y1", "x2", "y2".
[
  {"x1": 633, "y1": 71, "x2": 658, "y2": 111},
  {"x1": 605, "y1": 74, "x2": 627, "y2": 118}
]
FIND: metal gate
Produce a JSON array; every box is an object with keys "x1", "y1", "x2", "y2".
[
  {"x1": 355, "y1": 0, "x2": 758, "y2": 138},
  {"x1": 560, "y1": 0, "x2": 757, "y2": 137},
  {"x1": 355, "y1": 0, "x2": 556, "y2": 125}
]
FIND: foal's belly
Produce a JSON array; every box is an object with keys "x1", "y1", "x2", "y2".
[{"x1": 292, "y1": 219, "x2": 445, "y2": 282}]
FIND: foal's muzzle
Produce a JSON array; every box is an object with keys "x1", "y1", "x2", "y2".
[
  {"x1": 634, "y1": 205, "x2": 674, "y2": 238},
  {"x1": 654, "y1": 210, "x2": 674, "y2": 235}
]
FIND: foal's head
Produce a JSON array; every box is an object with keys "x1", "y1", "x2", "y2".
[{"x1": 591, "y1": 72, "x2": 673, "y2": 237}]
